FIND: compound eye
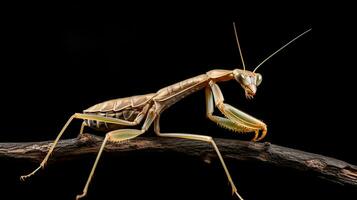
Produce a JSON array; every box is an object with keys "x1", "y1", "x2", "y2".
[{"x1": 256, "y1": 73, "x2": 262, "y2": 86}]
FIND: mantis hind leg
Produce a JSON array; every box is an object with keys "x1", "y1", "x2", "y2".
[
  {"x1": 20, "y1": 114, "x2": 77, "y2": 181},
  {"x1": 76, "y1": 110, "x2": 155, "y2": 199},
  {"x1": 76, "y1": 129, "x2": 144, "y2": 200},
  {"x1": 79, "y1": 121, "x2": 87, "y2": 136},
  {"x1": 154, "y1": 114, "x2": 244, "y2": 200},
  {"x1": 20, "y1": 113, "x2": 144, "y2": 181}
]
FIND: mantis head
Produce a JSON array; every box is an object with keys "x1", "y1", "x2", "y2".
[
  {"x1": 233, "y1": 69, "x2": 262, "y2": 99},
  {"x1": 232, "y1": 22, "x2": 311, "y2": 100}
]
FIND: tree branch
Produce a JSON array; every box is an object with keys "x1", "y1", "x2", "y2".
[{"x1": 1, "y1": 133, "x2": 356, "y2": 187}]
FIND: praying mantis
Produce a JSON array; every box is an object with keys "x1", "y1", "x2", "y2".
[{"x1": 20, "y1": 23, "x2": 311, "y2": 200}]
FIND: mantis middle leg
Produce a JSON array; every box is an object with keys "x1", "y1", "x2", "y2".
[
  {"x1": 76, "y1": 111, "x2": 156, "y2": 199},
  {"x1": 153, "y1": 113, "x2": 244, "y2": 200}
]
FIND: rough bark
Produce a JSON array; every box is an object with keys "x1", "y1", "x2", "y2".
[{"x1": 0, "y1": 133, "x2": 356, "y2": 187}]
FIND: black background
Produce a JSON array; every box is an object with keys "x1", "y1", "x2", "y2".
[{"x1": 0, "y1": 2, "x2": 355, "y2": 200}]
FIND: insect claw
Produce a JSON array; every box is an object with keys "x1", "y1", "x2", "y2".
[
  {"x1": 20, "y1": 174, "x2": 30, "y2": 181},
  {"x1": 20, "y1": 175, "x2": 27, "y2": 181}
]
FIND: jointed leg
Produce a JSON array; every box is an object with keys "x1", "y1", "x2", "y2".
[
  {"x1": 154, "y1": 115, "x2": 244, "y2": 200},
  {"x1": 206, "y1": 87, "x2": 251, "y2": 133},
  {"x1": 79, "y1": 122, "x2": 87, "y2": 136},
  {"x1": 76, "y1": 109, "x2": 156, "y2": 199},
  {"x1": 76, "y1": 128, "x2": 144, "y2": 200},
  {"x1": 207, "y1": 82, "x2": 267, "y2": 141},
  {"x1": 20, "y1": 114, "x2": 77, "y2": 181},
  {"x1": 20, "y1": 113, "x2": 144, "y2": 181}
]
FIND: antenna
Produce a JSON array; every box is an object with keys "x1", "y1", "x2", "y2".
[
  {"x1": 253, "y1": 28, "x2": 312, "y2": 72},
  {"x1": 233, "y1": 22, "x2": 247, "y2": 71}
]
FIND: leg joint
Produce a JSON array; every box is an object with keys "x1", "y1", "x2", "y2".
[
  {"x1": 216, "y1": 102, "x2": 224, "y2": 109},
  {"x1": 206, "y1": 112, "x2": 213, "y2": 119},
  {"x1": 206, "y1": 136, "x2": 213, "y2": 142}
]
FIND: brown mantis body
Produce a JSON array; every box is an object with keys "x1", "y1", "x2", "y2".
[{"x1": 20, "y1": 23, "x2": 311, "y2": 200}]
